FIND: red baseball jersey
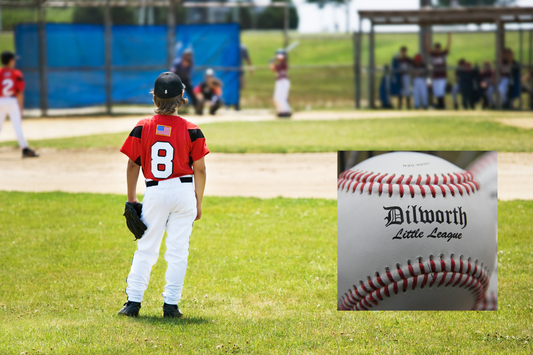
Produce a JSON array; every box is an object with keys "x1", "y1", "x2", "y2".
[
  {"x1": 0, "y1": 68, "x2": 24, "y2": 97},
  {"x1": 429, "y1": 50, "x2": 449, "y2": 79},
  {"x1": 120, "y1": 114, "x2": 209, "y2": 181},
  {"x1": 275, "y1": 60, "x2": 288, "y2": 80}
]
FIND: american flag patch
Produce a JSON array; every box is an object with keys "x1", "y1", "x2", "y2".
[{"x1": 156, "y1": 125, "x2": 171, "y2": 137}]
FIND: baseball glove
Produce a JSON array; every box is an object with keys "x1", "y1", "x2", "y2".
[{"x1": 123, "y1": 202, "x2": 147, "y2": 240}]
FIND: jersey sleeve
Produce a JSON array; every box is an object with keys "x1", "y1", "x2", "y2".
[
  {"x1": 193, "y1": 85, "x2": 202, "y2": 94},
  {"x1": 120, "y1": 120, "x2": 145, "y2": 165},
  {"x1": 188, "y1": 126, "x2": 209, "y2": 162}
]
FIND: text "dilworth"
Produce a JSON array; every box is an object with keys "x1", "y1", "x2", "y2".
[{"x1": 383, "y1": 205, "x2": 468, "y2": 229}]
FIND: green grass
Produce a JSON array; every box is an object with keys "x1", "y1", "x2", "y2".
[
  {"x1": 3, "y1": 114, "x2": 532, "y2": 152},
  {"x1": 0, "y1": 191, "x2": 531, "y2": 354}
]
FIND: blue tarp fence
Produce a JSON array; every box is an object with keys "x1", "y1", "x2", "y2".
[{"x1": 14, "y1": 23, "x2": 240, "y2": 109}]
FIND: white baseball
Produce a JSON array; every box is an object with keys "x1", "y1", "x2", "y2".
[
  {"x1": 337, "y1": 152, "x2": 497, "y2": 311},
  {"x1": 467, "y1": 151, "x2": 498, "y2": 310}
]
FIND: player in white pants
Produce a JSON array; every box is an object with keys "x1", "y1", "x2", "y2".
[
  {"x1": 0, "y1": 51, "x2": 38, "y2": 158},
  {"x1": 411, "y1": 54, "x2": 428, "y2": 109},
  {"x1": 270, "y1": 49, "x2": 291, "y2": 118},
  {"x1": 119, "y1": 72, "x2": 208, "y2": 318}
]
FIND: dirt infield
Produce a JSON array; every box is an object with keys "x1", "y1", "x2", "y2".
[{"x1": 0, "y1": 148, "x2": 530, "y2": 200}]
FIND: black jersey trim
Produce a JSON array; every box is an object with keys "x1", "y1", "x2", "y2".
[
  {"x1": 134, "y1": 156, "x2": 141, "y2": 166},
  {"x1": 129, "y1": 126, "x2": 143, "y2": 138},
  {"x1": 188, "y1": 128, "x2": 204, "y2": 142}
]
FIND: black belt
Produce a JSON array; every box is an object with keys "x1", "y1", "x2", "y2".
[{"x1": 146, "y1": 177, "x2": 192, "y2": 187}]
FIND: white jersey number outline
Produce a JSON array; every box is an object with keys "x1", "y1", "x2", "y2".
[
  {"x1": 2, "y1": 78, "x2": 14, "y2": 97},
  {"x1": 151, "y1": 141, "x2": 174, "y2": 179}
]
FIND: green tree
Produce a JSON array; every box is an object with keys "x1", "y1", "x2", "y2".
[{"x1": 256, "y1": 1, "x2": 299, "y2": 30}]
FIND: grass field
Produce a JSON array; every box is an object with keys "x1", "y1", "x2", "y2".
[
  {"x1": 0, "y1": 191, "x2": 531, "y2": 354},
  {"x1": 2, "y1": 114, "x2": 532, "y2": 153}
]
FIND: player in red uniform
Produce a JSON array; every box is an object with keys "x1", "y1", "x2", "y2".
[
  {"x1": 0, "y1": 51, "x2": 38, "y2": 158},
  {"x1": 118, "y1": 72, "x2": 208, "y2": 317},
  {"x1": 270, "y1": 49, "x2": 291, "y2": 118}
]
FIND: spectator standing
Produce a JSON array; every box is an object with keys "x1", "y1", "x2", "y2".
[
  {"x1": 521, "y1": 65, "x2": 533, "y2": 110},
  {"x1": 458, "y1": 61, "x2": 475, "y2": 109},
  {"x1": 452, "y1": 59, "x2": 465, "y2": 110},
  {"x1": 498, "y1": 48, "x2": 512, "y2": 108},
  {"x1": 397, "y1": 46, "x2": 412, "y2": 109},
  {"x1": 411, "y1": 54, "x2": 428, "y2": 109},
  {"x1": 235, "y1": 44, "x2": 253, "y2": 111},
  {"x1": 426, "y1": 32, "x2": 452, "y2": 109},
  {"x1": 171, "y1": 48, "x2": 197, "y2": 110}
]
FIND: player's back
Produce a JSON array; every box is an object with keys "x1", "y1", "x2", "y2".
[
  {"x1": 136, "y1": 114, "x2": 207, "y2": 181},
  {"x1": 0, "y1": 68, "x2": 24, "y2": 98}
]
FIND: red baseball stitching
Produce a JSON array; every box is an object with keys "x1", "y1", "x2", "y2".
[
  {"x1": 338, "y1": 169, "x2": 480, "y2": 198},
  {"x1": 339, "y1": 255, "x2": 490, "y2": 311},
  {"x1": 468, "y1": 152, "x2": 497, "y2": 177}
]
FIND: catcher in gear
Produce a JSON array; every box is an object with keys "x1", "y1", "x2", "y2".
[
  {"x1": 118, "y1": 72, "x2": 209, "y2": 318},
  {"x1": 123, "y1": 201, "x2": 147, "y2": 240}
]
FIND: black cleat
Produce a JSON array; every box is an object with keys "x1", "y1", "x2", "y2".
[
  {"x1": 22, "y1": 148, "x2": 39, "y2": 158},
  {"x1": 118, "y1": 301, "x2": 141, "y2": 317},
  {"x1": 277, "y1": 112, "x2": 292, "y2": 118},
  {"x1": 163, "y1": 303, "x2": 182, "y2": 318}
]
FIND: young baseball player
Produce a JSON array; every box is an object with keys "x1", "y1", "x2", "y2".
[
  {"x1": 270, "y1": 49, "x2": 291, "y2": 118},
  {"x1": 426, "y1": 33, "x2": 451, "y2": 109},
  {"x1": 0, "y1": 51, "x2": 38, "y2": 158},
  {"x1": 193, "y1": 68, "x2": 223, "y2": 115},
  {"x1": 118, "y1": 72, "x2": 208, "y2": 318}
]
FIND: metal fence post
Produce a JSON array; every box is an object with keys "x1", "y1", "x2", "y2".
[
  {"x1": 167, "y1": 0, "x2": 176, "y2": 70},
  {"x1": 368, "y1": 20, "x2": 375, "y2": 109},
  {"x1": 37, "y1": 0, "x2": 48, "y2": 117},
  {"x1": 104, "y1": 0, "x2": 112, "y2": 115},
  {"x1": 519, "y1": 28, "x2": 523, "y2": 110},
  {"x1": 283, "y1": 0, "x2": 289, "y2": 48},
  {"x1": 353, "y1": 30, "x2": 361, "y2": 109},
  {"x1": 495, "y1": 19, "x2": 503, "y2": 109}
]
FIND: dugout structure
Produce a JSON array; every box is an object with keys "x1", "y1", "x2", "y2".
[
  {"x1": 355, "y1": 6, "x2": 533, "y2": 109},
  {"x1": 1, "y1": 0, "x2": 291, "y2": 116}
]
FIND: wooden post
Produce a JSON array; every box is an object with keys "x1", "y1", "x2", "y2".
[
  {"x1": 283, "y1": 0, "x2": 289, "y2": 48},
  {"x1": 368, "y1": 20, "x2": 375, "y2": 109},
  {"x1": 37, "y1": 0, "x2": 48, "y2": 117},
  {"x1": 104, "y1": 0, "x2": 112, "y2": 115},
  {"x1": 495, "y1": 20, "x2": 503, "y2": 109},
  {"x1": 353, "y1": 29, "x2": 361, "y2": 109},
  {"x1": 167, "y1": 0, "x2": 176, "y2": 70}
]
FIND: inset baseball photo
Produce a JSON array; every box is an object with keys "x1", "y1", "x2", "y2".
[{"x1": 337, "y1": 151, "x2": 497, "y2": 311}]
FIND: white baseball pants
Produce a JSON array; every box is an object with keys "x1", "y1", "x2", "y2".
[
  {"x1": 0, "y1": 97, "x2": 28, "y2": 149},
  {"x1": 126, "y1": 176, "x2": 197, "y2": 305},
  {"x1": 401, "y1": 74, "x2": 411, "y2": 97},
  {"x1": 413, "y1": 77, "x2": 428, "y2": 108},
  {"x1": 432, "y1": 78, "x2": 447, "y2": 98},
  {"x1": 498, "y1": 77, "x2": 510, "y2": 105},
  {"x1": 274, "y1": 78, "x2": 291, "y2": 113}
]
